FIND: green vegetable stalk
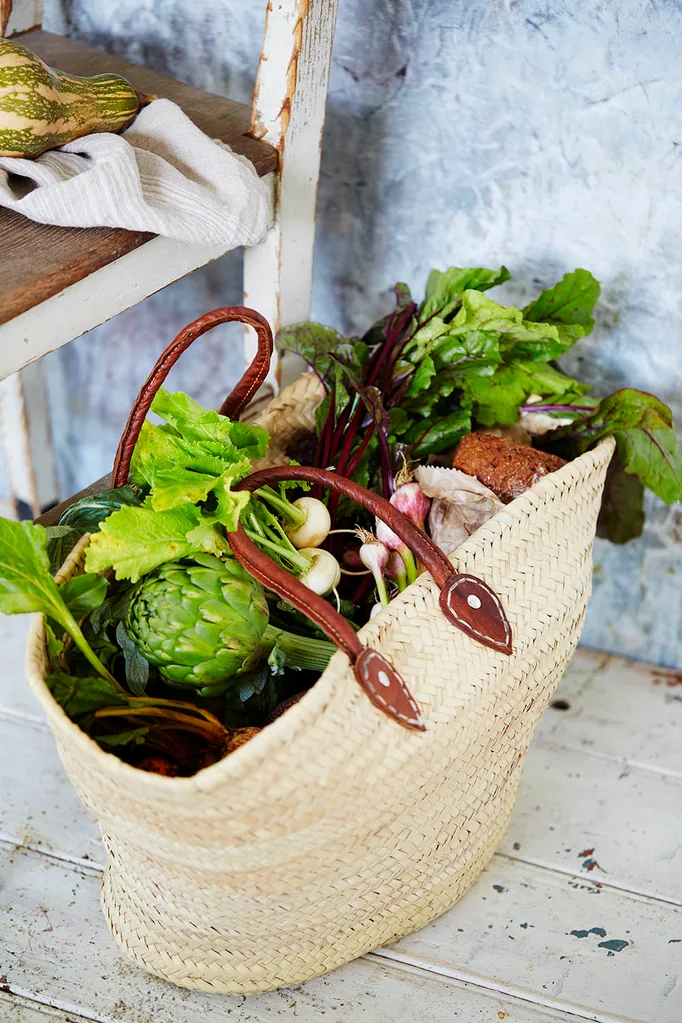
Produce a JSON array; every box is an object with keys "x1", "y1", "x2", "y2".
[
  {"x1": 0, "y1": 518, "x2": 117, "y2": 685},
  {"x1": 260, "y1": 625, "x2": 335, "y2": 673}
]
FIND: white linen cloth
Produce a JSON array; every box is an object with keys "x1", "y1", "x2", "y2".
[{"x1": 0, "y1": 98, "x2": 271, "y2": 246}]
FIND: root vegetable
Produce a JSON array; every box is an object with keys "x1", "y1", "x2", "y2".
[
  {"x1": 356, "y1": 529, "x2": 390, "y2": 607},
  {"x1": 285, "y1": 496, "x2": 331, "y2": 549},
  {"x1": 298, "y1": 547, "x2": 341, "y2": 595},
  {"x1": 386, "y1": 550, "x2": 407, "y2": 592},
  {"x1": 390, "y1": 481, "x2": 431, "y2": 531},
  {"x1": 374, "y1": 472, "x2": 430, "y2": 586}
]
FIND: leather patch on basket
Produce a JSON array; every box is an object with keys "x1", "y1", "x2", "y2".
[
  {"x1": 439, "y1": 574, "x2": 513, "y2": 655},
  {"x1": 355, "y1": 649, "x2": 426, "y2": 731}
]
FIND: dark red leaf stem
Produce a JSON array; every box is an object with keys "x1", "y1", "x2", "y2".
[
  {"x1": 345, "y1": 421, "x2": 376, "y2": 478},
  {"x1": 314, "y1": 300, "x2": 418, "y2": 516}
]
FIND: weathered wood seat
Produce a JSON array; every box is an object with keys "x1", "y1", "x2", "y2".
[{"x1": 0, "y1": 30, "x2": 278, "y2": 329}]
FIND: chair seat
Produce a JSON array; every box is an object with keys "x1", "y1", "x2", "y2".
[{"x1": 0, "y1": 30, "x2": 278, "y2": 328}]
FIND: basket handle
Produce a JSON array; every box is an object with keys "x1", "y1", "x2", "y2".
[
  {"x1": 112, "y1": 306, "x2": 273, "y2": 488},
  {"x1": 229, "y1": 466, "x2": 513, "y2": 731}
]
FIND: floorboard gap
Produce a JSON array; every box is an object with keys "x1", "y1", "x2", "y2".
[
  {"x1": 370, "y1": 950, "x2": 639, "y2": 1023},
  {"x1": 495, "y1": 851, "x2": 682, "y2": 909}
]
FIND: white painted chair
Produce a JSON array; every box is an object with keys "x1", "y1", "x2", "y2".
[{"x1": 0, "y1": 0, "x2": 337, "y2": 517}]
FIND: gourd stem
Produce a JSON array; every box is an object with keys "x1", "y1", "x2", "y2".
[{"x1": 135, "y1": 91, "x2": 158, "y2": 107}]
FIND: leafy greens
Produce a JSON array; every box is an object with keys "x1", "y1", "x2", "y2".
[
  {"x1": 0, "y1": 518, "x2": 113, "y2": 681},
  {"x1": 546, "y1": 388, "x2": 682, "y2": 540},
  {"x1": 277, "y1": 266, "x2": 681, "y2": 542},
  {"x1": 85, "y1": 388, "x2": 268, "y2": 581}
]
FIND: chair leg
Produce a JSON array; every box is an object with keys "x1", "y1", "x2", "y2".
[{"x1": 0, "y1": 362, "x2": 59, "y2": 519}]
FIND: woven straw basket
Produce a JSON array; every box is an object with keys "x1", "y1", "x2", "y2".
[{"x1": 26, "y1": 365, "x2": 614, "y2": 994}]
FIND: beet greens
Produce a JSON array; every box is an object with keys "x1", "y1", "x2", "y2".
[{"x1": 277, "y1": 265, "x2": 682, "y2": 543}]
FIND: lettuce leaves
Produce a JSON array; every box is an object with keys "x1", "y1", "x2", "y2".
[{"x1": 85, "y1": 388, "x2": 268, "y2": 581}]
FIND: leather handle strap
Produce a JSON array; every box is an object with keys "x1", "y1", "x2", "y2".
[
  {"x1": 230, "y1": 466, "x2": 431, "y2": 730},
  {"x1": 112, "y1": 306, "x2": 273, "y2": 488},
  {"x1": 235, "y1": 465, "x2": 457, "y2": 587},
  {"x1": 231, "y1": 526, "x2": 428, "y2": 731},
  {"x1": 233, "y1": 466, "x2": 512, "y2": 656},
  {"x1": 229, "y1": 466, "x2": 513, "y2": 731}
]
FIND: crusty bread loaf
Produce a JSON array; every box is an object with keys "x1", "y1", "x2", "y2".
[{"x1": 452, "y1": 432, "x2": 566, "y2": 503}]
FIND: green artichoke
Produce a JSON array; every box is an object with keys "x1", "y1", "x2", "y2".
[{"x1": 127, "y1": 554, "x2": 269, "y2": 694}]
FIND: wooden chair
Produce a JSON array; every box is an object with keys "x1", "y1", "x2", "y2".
[{"x1": 0, "y1": 0, "x2": 338, "y2": 517}]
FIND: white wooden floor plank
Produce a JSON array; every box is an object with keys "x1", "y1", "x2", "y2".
[
  {"x1": 499, "y1": 739, "x2": 682, "y2": 903},
  {"x1": 0, "y1": 848, "x2": 595, "y2": 1023},
  {"x1": 0, "y1": 995, "x2": 95, "y2": 1023},
  {"x1": 389, "y1": 857, "x2": 682, "y2": 1023},
  {"x1": 0, "y1": 614, "x2": 40, "y2": 722},
  {"x1": 0, "y1": 715, "x2": 102, "y2": 869},
  {"x1": 535, "y1": 649, "x2": 682, "y2": 776}
]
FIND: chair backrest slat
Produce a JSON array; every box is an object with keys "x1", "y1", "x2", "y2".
[
  {"x1": 246, "y1": 0, "x2": 339, "y2": 339},
  {"x1": 2, "y1": 0, "x2": 42, "y2": 38}
]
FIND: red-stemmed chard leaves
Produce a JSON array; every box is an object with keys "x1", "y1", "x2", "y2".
[{"x1": 276, "y1": 266, "x2": 679, "y2": 543}]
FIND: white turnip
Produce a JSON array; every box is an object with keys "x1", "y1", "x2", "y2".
[
  {"x1": 285, "y1": 496, "x2": 331, "y2": 549},
  {"x1": 298, "y1": 547, "x2": 341, "y2": 596}
]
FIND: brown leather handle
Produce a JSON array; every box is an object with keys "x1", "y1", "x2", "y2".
[
  {"x1": 235, "y1": 466, "x2": 457, "y2": 588},
  {"x1": 112, "y1": 306, "x2": 273, "y2": 488},
  {"x1": 228, "y1": 466, "x2": 513, "y2": 731},
  {"x1": 233, "y1": 466, "x2": 512, "y2": 656}
]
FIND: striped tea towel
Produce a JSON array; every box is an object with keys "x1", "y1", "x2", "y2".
[{"x1": 0, "y1": 98, "x2": 271, "y2": 246}]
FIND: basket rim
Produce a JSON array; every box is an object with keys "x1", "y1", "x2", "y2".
[{"x1": 25, "y1": 435, "x2": 615, "y2": 793}]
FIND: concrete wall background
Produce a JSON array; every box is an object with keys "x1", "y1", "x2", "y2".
[{"x1": 30, "y1": 0, "x2": 682, "y2": 666}]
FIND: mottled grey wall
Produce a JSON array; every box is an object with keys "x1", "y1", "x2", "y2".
[{"x1": 36, "y1": 0, "x2": 682, "y2": 666}]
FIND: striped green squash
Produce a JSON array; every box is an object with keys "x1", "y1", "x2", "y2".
[{"x1": 0, "y1": 38, "x2": 155, "y2": 159}]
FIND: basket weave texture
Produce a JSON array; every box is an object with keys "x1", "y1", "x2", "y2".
[{"x1": 26, "y1": 373, "x2": 614, "y2": 994}]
